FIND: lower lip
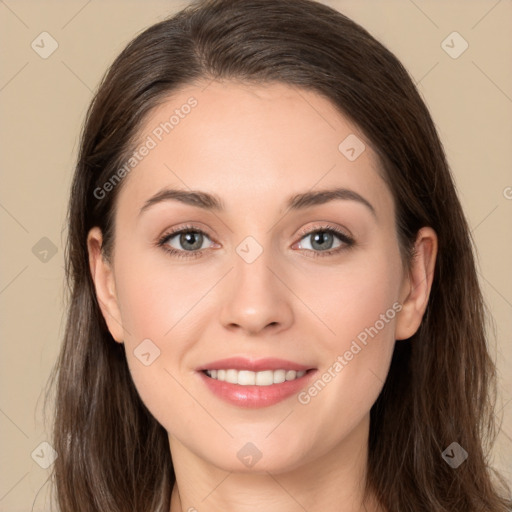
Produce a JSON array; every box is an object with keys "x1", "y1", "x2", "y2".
[{"x1": 198, "y1": 369, "x2": 317, "y2": 408}]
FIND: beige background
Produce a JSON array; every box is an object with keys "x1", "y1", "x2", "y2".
[{"x1": 1, "y1": 0, "x2": 511, "y2": 510}]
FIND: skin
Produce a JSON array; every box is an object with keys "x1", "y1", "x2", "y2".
[{"x1": 87, "y1": 80, "x2": 437, "y2": 512}]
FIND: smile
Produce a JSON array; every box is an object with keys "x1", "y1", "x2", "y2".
[{"x1": 203, "y1": 368, "x2": 307, "y2": 386}]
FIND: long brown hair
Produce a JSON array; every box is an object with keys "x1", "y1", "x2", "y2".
[{"x1": 44, "y1": 0, "x2": 512, "y2": 510}]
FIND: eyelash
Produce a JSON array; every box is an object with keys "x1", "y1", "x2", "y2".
[{"x1": 156, "y1": 223, "x2": 355, "y2": 260}]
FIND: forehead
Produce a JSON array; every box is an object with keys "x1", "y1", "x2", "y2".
[{"x1": 115, "y1": 80, "x2": 393, "y2": 222}]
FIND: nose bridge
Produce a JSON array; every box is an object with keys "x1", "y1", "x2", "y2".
[
  {"x1": 218, "y1": 233, "x2": 293, "y2": 334},
  {"x1": 234, "y1": 234, "x2": 274, "y2": 292}
]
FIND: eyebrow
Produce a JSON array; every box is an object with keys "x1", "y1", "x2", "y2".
[{"x1": 138, "y1": 186, "x2": 376, "y2": 218}]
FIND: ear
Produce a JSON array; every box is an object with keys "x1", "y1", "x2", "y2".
[
  {"x1": 87, "y1": 227, "x2": 124, "y2": 343},
  {"x1": 395, "y1": 226, "x2": 438, "y2": 340}
]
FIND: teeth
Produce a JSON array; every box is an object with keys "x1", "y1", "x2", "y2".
[{"x1": 205, "y1": 368, "x2": 307, "y2": 385}]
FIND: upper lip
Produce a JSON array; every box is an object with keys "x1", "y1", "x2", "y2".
[{"x1": 197, "y1": 357, "x2": 315, "y2": 372}]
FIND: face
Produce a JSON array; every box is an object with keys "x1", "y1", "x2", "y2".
[{"x1": 88, "y1": 80, "x2": 435, "y2": 474}]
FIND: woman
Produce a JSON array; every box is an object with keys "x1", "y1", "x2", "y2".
[{"x1": 45, "y1": 0, "x2": 512, "y2": 510}]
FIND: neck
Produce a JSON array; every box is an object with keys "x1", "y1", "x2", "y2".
[{"x1": 168, "y1": 412, "x2": 383, "y2": 512}]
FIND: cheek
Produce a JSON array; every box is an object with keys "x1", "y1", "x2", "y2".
[
  {"x1": 296, "y1": 244, "x2": 402, "y2": 434},
  {"x1": 112, "y1": 251, "x2": 206, "y2": 429},
  {"x1": 113, "y1": 243, "x2": 212, "y2": 340},
  {"x1": 305, "y1": 243, "x2": 402, "y2": 347},
  {"x1": 111, "y1": 245, "x2": 222, "y2": 418}
]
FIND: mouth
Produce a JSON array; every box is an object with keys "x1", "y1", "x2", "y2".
[
  {"x1": 197, "y1": 356, "x2": 313, "y2": 369},
  {"x1": 202, "y1": 368, "x2": 313, "y2": 386},
  {"x1": 196, "y1": 357, "x2": 317, "y2": 408}
]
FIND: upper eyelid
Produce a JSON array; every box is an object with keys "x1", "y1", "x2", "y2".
[{"x1": 296, "y1": 223, "x2": 352, "y2": 239}]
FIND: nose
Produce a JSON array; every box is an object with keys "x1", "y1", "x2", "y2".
[{"x1": 218, "y1": 245, "x2": 294, "y2": 336}]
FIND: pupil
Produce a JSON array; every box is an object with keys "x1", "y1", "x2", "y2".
[
  {"x1": 312, "y1": 231, "x2": 333, "y2": 251},
  {"x1": 181, "y1": 232, "x2": 202, "y2": 251}
]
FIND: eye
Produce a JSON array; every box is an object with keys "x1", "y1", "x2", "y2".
[
  {"x1": 294, "y1": 225, "x2": 355, "y2": 258},
  {"x1": 157, "y1": 223, "x2": 355, "y2": 260},
  {"x1": 157, "y1": 225, "x2": 217, "y2": 259}
]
